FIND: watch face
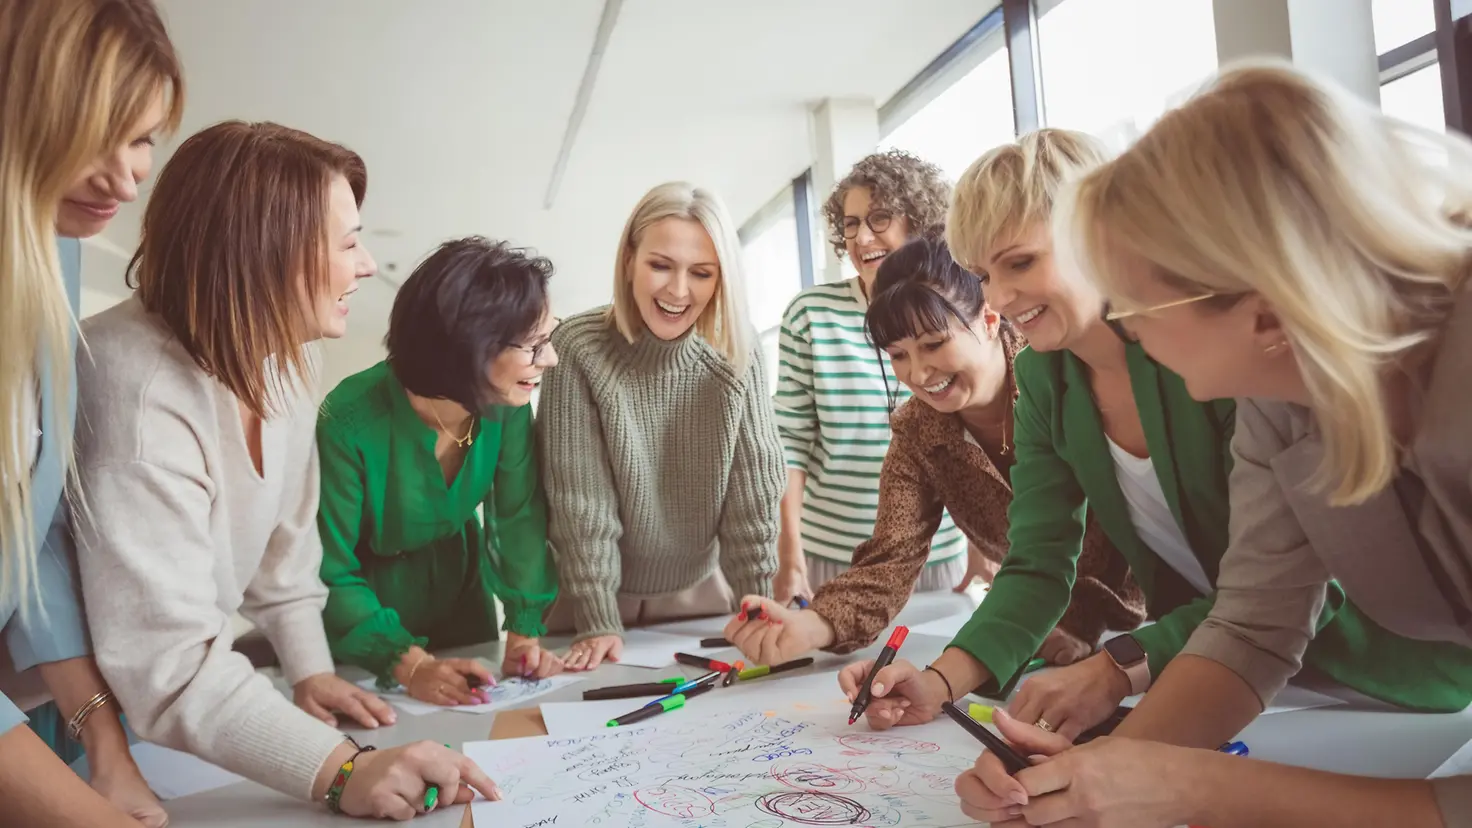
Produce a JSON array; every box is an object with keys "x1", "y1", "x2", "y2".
[{"x1": 1104, "y1": 634, "x2": 1146, "y2": 665}]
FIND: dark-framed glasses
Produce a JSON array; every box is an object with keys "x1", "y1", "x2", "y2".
[
  {"x1": 508, "y1": 317, "x2": 560, "y2": 365},
  {"x1": 842, "y1": 209, "x2": 894, "y2": 239}
]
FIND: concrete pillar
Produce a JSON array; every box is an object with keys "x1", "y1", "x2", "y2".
[
  {"x1": 809, "y1": 98, "x2": 879, "y2": 284},
  {"x1": 1213, "y1": 0, "x2": 1380, "y2": 105}
]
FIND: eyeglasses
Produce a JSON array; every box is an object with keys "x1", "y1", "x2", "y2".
[
  {"x1": 1101, "y1": 293, "x2": 1217, "y2": 321},
  {"x1": 1100, "y1": 294, "x2": 1217, "y2": 344},
  {"x1": 842, "y1": 210, "x2": 894, "y2": 239},
  {"x1": 508, "y1": 317, "x2": 559, "y2": 365}
]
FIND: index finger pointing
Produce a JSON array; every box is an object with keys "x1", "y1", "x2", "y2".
[{"x1": 457, "y1": 756, "x2": 504, "y2": 802}]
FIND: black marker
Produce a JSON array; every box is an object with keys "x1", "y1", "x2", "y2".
[
  {"x1": 700, "y1": 637, "x2": 732, "y2": 649},
  {"x1": 848, "y1": 626, "x2": 908, "y2": 725},
  {"x1": 581, "y1": 678, "x2": 682, "y2": 701},
  {"x1": 941, "y1": 701, "x2": 1030, "y2": 775},
  {"x1": 743, "y1": 605, "x2": 763, "y2": 621}
]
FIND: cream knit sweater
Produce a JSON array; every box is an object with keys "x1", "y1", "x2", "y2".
[
  {"x1": 537, "y1": 308, "x2": 784, "y2": 639},
  {"x1": 73, "y1": 298, "x2": 344, "y2": 800}
]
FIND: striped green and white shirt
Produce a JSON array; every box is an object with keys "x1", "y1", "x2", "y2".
[{"x1": 774, "y1": 278, "x2": 965, "y2": 566}]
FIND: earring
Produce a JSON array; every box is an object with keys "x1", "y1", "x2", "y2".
[{"x1": 1264, "y1": 340, "x2": 1289, "y2": 355}]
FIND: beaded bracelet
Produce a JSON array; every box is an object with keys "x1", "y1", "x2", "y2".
[{"x1": 324, "y1": 738, "x2": 377, "y2": 814}]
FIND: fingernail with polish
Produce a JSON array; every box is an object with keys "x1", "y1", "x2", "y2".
[{"x1": 872, "y1": 683, "x2": 884, "y2": 695}]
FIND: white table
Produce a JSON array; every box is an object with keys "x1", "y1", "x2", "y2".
[{"x1": 157, "y1": 591, "x2": 1472, "y2": 826}]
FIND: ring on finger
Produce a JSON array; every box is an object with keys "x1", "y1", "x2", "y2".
[{"x1": 1035, "y1": 716, "x2": 1054, "y2": 733}]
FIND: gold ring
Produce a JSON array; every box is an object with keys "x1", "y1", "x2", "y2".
[{"x1": 1035, "y1": 717, "x2": 1054, "y2": 733}]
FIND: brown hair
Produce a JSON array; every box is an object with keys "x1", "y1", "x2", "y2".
[
  {"x1": 128, "y1": 120, "x2": 367, "y2": 417},
  {"x1": 0, "y1": 0, "x2": 182, "y2": 610},
  {"x1": 822, "y1": 150, "x2": 951, "y2": 259}
]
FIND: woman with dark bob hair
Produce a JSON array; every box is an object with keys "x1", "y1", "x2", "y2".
[{"x1": 317, "y1": 236, "x2": 563, "y2": 707}]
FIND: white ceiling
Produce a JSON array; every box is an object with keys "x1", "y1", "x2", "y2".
[{"x1": 89, "y1": 0, "x2": 994, "y2": 378}]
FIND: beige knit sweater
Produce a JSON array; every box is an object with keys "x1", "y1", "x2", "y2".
[
  {"x1": 536, "y1": 308, "x2": 784, "y2": 639},
  {"x1": 73, "y1": 298, "x2": 344, "y2": 800}
]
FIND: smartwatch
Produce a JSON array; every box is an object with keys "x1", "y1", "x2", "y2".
[{"x1": 1102, "y1": 634, "x2": 1151, "y2": 695}]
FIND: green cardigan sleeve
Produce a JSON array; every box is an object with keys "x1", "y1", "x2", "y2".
[
  {"x1": 948, "y1": 352, "x2": 1089, "y2": 696},
  {"x1": 316, "y1": 420, "x2": 425, "y2": 684},
  {"x1": 481, "y1": 404, "x2": 557, "y2": 638}
]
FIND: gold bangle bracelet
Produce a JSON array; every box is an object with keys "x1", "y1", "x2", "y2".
[
  {"x1": 404, "y1": 653, "x2": 433, "y2": 690},
  {"x1": 67, "y1": 689, "x2": 114, "y2": 742}
]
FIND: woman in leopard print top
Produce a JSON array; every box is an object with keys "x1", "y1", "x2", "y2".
[{"x1": 725, "y1": 237, "x2": 1144, "y2": 668}]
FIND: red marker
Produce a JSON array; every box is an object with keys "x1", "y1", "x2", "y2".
[
  {"x1": 675, "y1": 652, "x2": 733, "y2": 672},
  {"x1": 848, "y1": 626, "x2": 909, "y2": 725}
]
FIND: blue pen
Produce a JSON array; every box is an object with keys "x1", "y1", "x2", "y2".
[
  {"x1": 794, "y1": 596, "x2": 810, "y2": 610},
  {"x1": 643, "y1": 671, "x2": 720, "y2": 706},
  {"x1": 1218, "y1": 740, "x2": 1249, "y2": 756}
]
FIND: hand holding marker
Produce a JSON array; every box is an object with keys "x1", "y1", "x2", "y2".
[{"x1": 849, "y1": 626, "x2": 909, "y2": 724}]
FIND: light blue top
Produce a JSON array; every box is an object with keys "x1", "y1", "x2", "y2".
[{"x1": 0, "y1": 238, "x2": 91, "y2": 735}]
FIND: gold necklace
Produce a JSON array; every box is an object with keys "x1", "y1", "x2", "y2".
[{"x1": 431, "y1": 406, "x2": 475, "y2": 448}]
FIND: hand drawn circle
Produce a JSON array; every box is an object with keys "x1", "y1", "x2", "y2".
[
  {"x1": 834, "y1": 733, "x2": 940, "y2": 755},
  {"x1": 633, "y1": 785, "x2": 715, "y2": 819},
  {"x1": 770, "y1": 761, "x2": 868, "y2": 795},
  {"x1": 755, "y1": 791, "x2": 871, "y2": 825}
]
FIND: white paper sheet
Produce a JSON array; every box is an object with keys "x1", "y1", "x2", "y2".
[
  {"x1": 540, "y1": 671, "x2": 843, "y2": 736},
  {"x1": 1430, "y1": 738, "x2": 1472, "y2": 778},
  {"x1": 359, "y1": 674, "x2": 583, "y2": 716},
  {"x1": 907, "y1": 613, "x2": 973, "y2": 639},
  {"x1": 467, "y1": 675, "x2": 978, "y2": 827},
  {"x1": 128, "y1": 743, "x2": 243, "y2": 800},
  {"x1": 608, "y1": 629, "x2": 732, "y2": 669}
]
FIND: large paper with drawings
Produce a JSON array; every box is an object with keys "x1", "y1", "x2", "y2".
[{"x1": 466, "y1": 692, "x2": 977, "y2": 826}]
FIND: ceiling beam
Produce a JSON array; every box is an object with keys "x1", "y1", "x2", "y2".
[{"x1": 543, "y1": 0, "x2": 624, "y2": 210}]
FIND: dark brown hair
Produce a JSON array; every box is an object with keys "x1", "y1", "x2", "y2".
[
  {"x1": 128, "y1": 120, "x2": 367, "y2": 417},
  {"x1": 822, "y1": 149, "x2": 951, "y2": 259},
  {"x1": 387, "y1": 237, "x2": 553, "y2": 412}
]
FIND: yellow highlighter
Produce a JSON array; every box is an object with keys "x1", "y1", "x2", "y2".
[{"x1": 968, "y1": 702, "x2": 995, "y2": 724}]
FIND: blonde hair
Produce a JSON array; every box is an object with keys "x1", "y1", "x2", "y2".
[
  {"x1": 946, "y1": 128, "x2": 1109, "y2": 274},
  {"x1": 0, "y1": 0, "x2": 182, "y2": 608},
  {"x1": 609, "y1": 181, "x2": 752, "y2": 373},
  {"x1": 1059, "y1": 58, "x2": 1472, "y2": 506}
]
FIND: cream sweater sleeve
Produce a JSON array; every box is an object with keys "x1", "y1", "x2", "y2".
[{"x1": 77, "y1": 455, "x2": 344, "y2": 800}]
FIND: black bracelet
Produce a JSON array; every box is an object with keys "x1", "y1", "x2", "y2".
[
  {"x1": 924, "y1": 664, "x2": 955, "y2": 701},
  {"x1": 325, "y1": 737, "x2": 377, "y2": 814}
]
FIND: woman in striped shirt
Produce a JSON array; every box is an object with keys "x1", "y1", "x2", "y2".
[{"x1": 772, "y1": 151, "x2": 974, "y2": 601}]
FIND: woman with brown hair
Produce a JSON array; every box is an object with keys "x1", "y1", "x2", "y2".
[
  {"x1": 73, "y1": 121, "x2": 501, "y2": 819},
  {"x1": 0, "y1": 0, "x2": 179, "y2": 825}
]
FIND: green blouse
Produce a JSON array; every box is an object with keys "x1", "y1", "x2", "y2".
[{"x1": 316, "y1": 361, "x2": 556, "y2": 678}]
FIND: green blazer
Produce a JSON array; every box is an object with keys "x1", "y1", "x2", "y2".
[{"x1": 953, "y1": 344, "x2": 1472, "y2": 711}]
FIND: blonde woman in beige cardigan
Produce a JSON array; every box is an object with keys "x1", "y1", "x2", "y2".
[{"x1": 959, "y1": 60, "x2": 1472, "y2": 828}]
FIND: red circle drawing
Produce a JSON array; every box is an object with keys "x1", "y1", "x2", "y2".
[{"x1": 632, "y1": 786, "x2": 715, "y2": 819}]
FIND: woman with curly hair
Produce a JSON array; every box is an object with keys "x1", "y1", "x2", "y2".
[{"x1": 766, "y1": 151, "x2": 972, "y2": 602}]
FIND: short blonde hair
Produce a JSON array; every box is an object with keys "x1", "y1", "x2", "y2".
[
  {"x1": 609, "y1": 181, "x2": 752, "y2": 373},
  {"x1": 946, "y1": 129, "x2": 1109, "y2": 274},
  {"x1": 1058, "y1": 58, "x2": 1472, "y2": 506}
]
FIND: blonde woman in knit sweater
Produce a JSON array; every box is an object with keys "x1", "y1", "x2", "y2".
[{"x1": 539, "y1": 181, "x2": 785, "y2": 671}]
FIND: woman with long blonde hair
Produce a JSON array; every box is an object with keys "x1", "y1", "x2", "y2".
[
  {"x1": 959, "y1": 60, "x2": 1472, "y2": 828},
  {"x1": 0, "y1": 1, "x2": 180, "y2": 824},
  {"x1": 539, "y1": 181, "x2": 785, "y2": 670}
]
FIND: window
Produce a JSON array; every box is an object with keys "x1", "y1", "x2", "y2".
[
  {"x1": 740, "y1": 197, "x2": 803, "y2": 335},
  {"x1": 880, "y1": 29, "x2": 1015, "y2": 181},
  {"x1": 1037, "y1": 0, "x2": 1218, "y2": 148},
  {"x1": 1382, "y1": 61, "x2": 1446, "y2": 132},
  {"x1": 1372, "y1": 0, "x2": 1435, "y2": 53}
]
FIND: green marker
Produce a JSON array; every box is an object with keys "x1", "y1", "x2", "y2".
[
  {"x1": 1023, "y1": 656, "x2": 1047, "y2": 674},
  {"x1": 968, "y1": 703, "x2": 995, "y2": 724},
  {"x1": 607, "y1": 694, "x2": 685, "y2": 727},
  {"x1": 736, "y1": 656, "x2": 815, "y2": 681},
  {"x1": 424, "y1": 744, "x2": 452, "y2": 810}
]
